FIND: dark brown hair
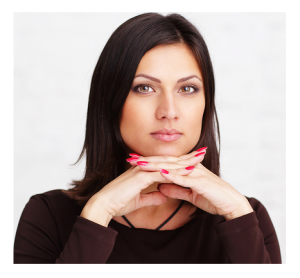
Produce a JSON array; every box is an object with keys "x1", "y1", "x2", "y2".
[{"x1": 64, "y1": 13, "x2": 220, "y2": 219}]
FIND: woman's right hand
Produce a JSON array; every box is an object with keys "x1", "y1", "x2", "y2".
[
  {"x1": 80, "y1": 165, "x2": 170, "y2": 226},
  {"x1": 80, "y1": 149, "x2": 206, "y2": 227}
]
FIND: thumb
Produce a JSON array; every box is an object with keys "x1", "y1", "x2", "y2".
[
  {"x1": 158, "y1": 183, "x2": 193, "y2": 203},
  {"x1": 138, "y1": 191, "x2": 169, "y2": 208}
]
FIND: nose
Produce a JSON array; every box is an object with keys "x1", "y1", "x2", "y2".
[{"x1": 155, "y1": 93, "x2": 179, "y2": 120}]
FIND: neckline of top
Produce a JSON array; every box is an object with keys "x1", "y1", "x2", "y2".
[{"x1": 109, "y1": 215, "x2": 198, "y2": 232}]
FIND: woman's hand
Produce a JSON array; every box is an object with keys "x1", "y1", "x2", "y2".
[
  {"x1": 80, "y1": 149, "x2": 206, "y2": 227},
  {"x1": 80, "y1": 166, "x2": 168, "y2": 226},
  {"x1": 80, "y1": 150, "x2": 201, "y2": 226},
  {"x1": 131, "y1": 150, "x2": 254, "y2": 221}
]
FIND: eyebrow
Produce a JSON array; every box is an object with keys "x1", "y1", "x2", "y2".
[{"x1": 134, "y1": 74, "x2": 202, "y2": 83}]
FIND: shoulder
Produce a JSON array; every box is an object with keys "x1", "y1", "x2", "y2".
[
  {"x1": 28, "y1": 189, "x2": 76, "y2": 208},
  {"x1": 246, "y1": 196, "x2": 269, "y2": 216},
  {"x1": 245, "y1": 196, "x2": 276, "y2": 233},
  {"x1": 15, "y1": 190, "x2": 84, "y2": 262},
  {"x1": 29, "y1": 189, "x2": 73, "y2": 203},
  {"x1": 24, "y1": 189, "x2": 82, "y2": 223}
]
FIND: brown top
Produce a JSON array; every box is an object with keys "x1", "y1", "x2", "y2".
[{"x1": 14, "y1": 189, "x2": 281, "y2": 264}]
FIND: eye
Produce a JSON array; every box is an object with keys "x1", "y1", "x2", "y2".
[
  {"x1": 132, "y1": 84, "x2": 200, "y2": 95},
  {"x1": 133, "y1": 84, "x2": 155, "y2": 94},
  {"x1": 179, "y1": 85, "x2": 199, "y2": 94}
]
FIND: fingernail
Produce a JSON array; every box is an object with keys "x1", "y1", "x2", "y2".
[
  {"x1": 126, "y1": 157, "x2": 139, "y2": 162},
  {"x1": 185, "y1": 166, "x2": 195, "y2": 170},
  {"x1": 196, "y1": 147, "x2": 207, "y2": 152},
  {"x1": 129, "y1": 153, "x2": 140, "y2": 157},
  {"x1": 160, "y1": 169, "x2": 169, "y2": 174},
  {"x1": 195, "y1": 151, "x2": 205, "y2": 157},
  {"x1": 137, "y1": 161, "x2": 148, "y2": 166}
]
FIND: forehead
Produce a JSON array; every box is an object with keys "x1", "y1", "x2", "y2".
[{"x1": 135, "y1": 43, "x2": 202, "y2": 79}]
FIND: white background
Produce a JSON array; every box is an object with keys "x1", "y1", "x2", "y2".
[{"x1": 14, "y1": 12, "x2": 285, "y2": 263}]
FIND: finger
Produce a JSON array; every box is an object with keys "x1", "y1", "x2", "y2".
[
  {"x1": 133, "y1": 152, "x2": 205, "y2": 170},
  {"x1": 135, "y1": 161, "x2": 195, "y2": 171},
  {"x1": 178, "y1": 147, "x2": 208, "y2": 160},
  {"x1": 129, "y1": 153, "x2": 141, "y2": 157},
  {"x1": 157, "y1": 183, "x2": 194, "y2": 203},
  {"x1": 137, "y1": 170, "x2": 176, "y2": 191},
  {"x1": 127, "y1": 151, "x2": 204, "y2": 164},
  {"x1": 138, "y1": 191, "x2": 169, "y2": 207},
  {"x1": 176, "y1": 151, "x2": 206, "y2": 166},
  {"x1": 159, "y1": 168, "x2": 197, "y2": 189},
  {"x1": 127, "y1": 147, "x2": 207, "y2": 160},
  {"x1": 126, "y1": 155, "x2": 180, "y2": 167},
  {"x1": 137, "y1": 147, "x2": 207, "y2": 163},
  {"x1": 126, "y1": 148, "x2": 207, "y2": 166}
]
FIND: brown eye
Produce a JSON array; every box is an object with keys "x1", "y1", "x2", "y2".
[
  {"x1": 133, "y1": 84, "x2": 154, "y2": 94},
  {"x1": 182, "y1": 86, "x2": 192, "y2": 93},
  {"x1": 140, "y1": 85, "x2": 151, "y2": 93},
  {"x1": 179, "y1": 85, "x2": 198, "y2": 94}
]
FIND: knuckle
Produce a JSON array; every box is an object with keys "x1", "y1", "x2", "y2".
[
  {"x1": 202, "y1": 177, "x2": 210, "y2": 184},
  {"x1": 197, "y1": 167, "x2": 205, "y2": 176},
  {"x1": 135, "y1": 171, "x2": 146, "y2": 183},
  {"x1": 197, "y1": 177, "x2": 209, "y2": 188},
  {"x1": 195, "y1": 177, "x2": 210, "y2": 192},
  {"x1": 174, "y1": 188, "x2": 183, "y2": 200},
  {"x1": 177, "y1": 175, "x2": 187, "y2": 187},
  {"x1": 135, "y1": 168, "x2": 161, "y2": 187},
  {"x1": 162, "y1": 155, "x2": 170, "y2": 161},
  {"x1": 197, "y1": 163, "x2": 204, "y2": 169},
  {"x1": 152, "y1": 162, "x2": 158, "y2": 168}
]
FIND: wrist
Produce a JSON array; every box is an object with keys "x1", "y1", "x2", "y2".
[
  {"x1": 223, "y1": 198, "x2": 254, "y2": 221},
  {"x1": 80, "y1": 197, "x2": 113, "y2": 227}
]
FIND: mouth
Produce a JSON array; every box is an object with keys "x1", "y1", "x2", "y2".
[
  {"x1": 151, "y1": 128, "x2": 182, "y2": 134},
  {"x1": 150, "y1": 133, "x2": 182, "y2": 142},
  {"x1": 150, "y1": 128, "x2": 182, "y2": 142}
]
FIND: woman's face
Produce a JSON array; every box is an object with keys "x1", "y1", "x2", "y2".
[{"x1": 120, "y1": 43, "x2": 205, "y2": 157}]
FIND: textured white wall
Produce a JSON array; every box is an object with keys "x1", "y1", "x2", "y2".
[{"x1": 14, "y1": 12, "x2": 285, "y2": 263}]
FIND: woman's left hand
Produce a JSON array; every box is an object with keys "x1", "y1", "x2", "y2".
[{"x1": 128, "y1": 150, "x2": 254, "y2": 221}]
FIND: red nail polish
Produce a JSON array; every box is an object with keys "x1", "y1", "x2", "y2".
[
  {"x1": 196, "y1": 147, "x2": 207, "y2": 152},
  {"x1": 185, "y1": 166, "x2": 195, "y2": 170},
  {"x1": 129, "y1": 153, "x2": 140, "y2": 157},
  {"x1": 195, "y1": 151, "x2": 205, "y2": 157},
  {"x1": 137, "y1": 161, "x2": 148, "y2": 166},
  {"x1": 160, "y1": 169, "x2": 169, "y2": 174},
  {"x1": 126, "y1": 157, "x2": 139, "y2": 162}
]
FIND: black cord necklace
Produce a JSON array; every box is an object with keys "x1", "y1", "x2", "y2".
[{"x1": 121, "y1": 200, "x2": 185, "y2": 230}]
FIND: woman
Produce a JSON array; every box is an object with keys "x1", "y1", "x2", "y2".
[{"x1": 14, "y1": 12, "x2": 281, "y2": 263}]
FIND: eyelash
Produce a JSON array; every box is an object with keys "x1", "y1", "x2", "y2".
[{"x1": 132, "y1": 84, "x2": 200, "y2": 95}]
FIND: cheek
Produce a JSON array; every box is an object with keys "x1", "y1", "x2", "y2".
[
  {"x1": 190, "y1": 105, "x2": 204, "y2": 128},
  {"x1": 183, "y1": 98, "x2": 205, "y2": 142},
  {"x1": 120, "y1": 96, "x2": 152, "y2": 143}
]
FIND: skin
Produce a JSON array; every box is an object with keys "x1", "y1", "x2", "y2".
[
  {"x1": 120, "y1": 43, "x2": 205, "y2": 160},
  {"x1": 117, "y1": 43, "x2": 206, "y2": 225},
  {"x1": 81, "y1": 43, "x2": 253, "y2": 230}
]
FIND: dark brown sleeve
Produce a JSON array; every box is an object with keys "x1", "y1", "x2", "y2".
[
  {"x1": 14, "y1": 195, "x2": 118, "y2": 264},
  {"x1": 214, "y1": 198, "x2": 281, "y2": 264}
]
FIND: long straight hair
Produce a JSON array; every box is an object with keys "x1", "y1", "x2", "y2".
[{"x1": 64, "y1": 13, "x2": 220, "y2": 219}]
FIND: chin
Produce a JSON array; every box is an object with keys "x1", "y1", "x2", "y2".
[{"x1": 144, "y1": 146, "x2": 186, "y2": 157}]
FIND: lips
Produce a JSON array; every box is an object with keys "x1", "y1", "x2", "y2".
[
  {"x1": 151, "y1": 128, "x2": 182, "y2": 135},
  {"x1": 150, "y1": 128, "x2": 182, "y2": 142}
]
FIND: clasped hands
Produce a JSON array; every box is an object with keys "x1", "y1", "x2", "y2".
[{"x1": 127, "y1": 148, "x2": 254, "y2": 221}]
